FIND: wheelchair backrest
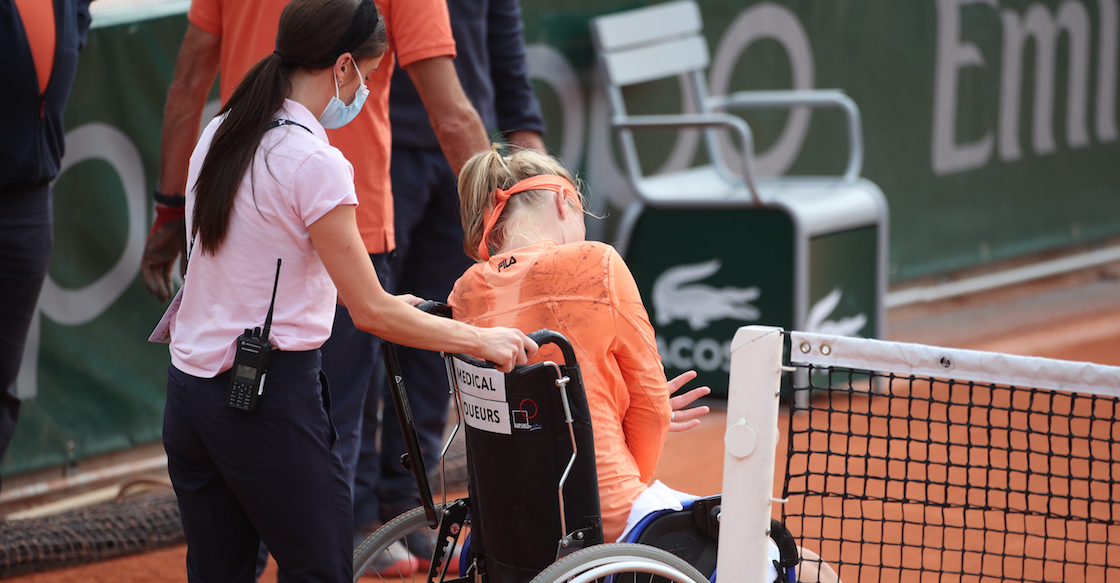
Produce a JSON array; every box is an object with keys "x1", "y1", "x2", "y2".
[{"x1": 448, "y1": 342, "x2": 602, "y2": 583}]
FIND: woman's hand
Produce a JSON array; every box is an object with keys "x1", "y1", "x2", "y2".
[
  {"x1": 667, "y1": 370, "x2": 711, "y2": 432},
  {"x1": 396, "y1": 293, "x2": 424, "y2": 307},
  {"x1": 477, "y1": 327, "x2": 539, "y2": 373}
]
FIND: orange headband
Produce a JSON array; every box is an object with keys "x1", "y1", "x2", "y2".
[{"x1": 477, "y1": 175, "x2": 581, "y2": 260}]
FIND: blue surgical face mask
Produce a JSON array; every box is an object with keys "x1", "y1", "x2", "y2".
[{"x1": 319, "y1": 61, "x2": 368, "y2": 129}]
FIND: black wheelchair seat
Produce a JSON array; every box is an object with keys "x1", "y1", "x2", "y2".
[{"x1": 449, "y1": 342, "x2": 603, "y2": 583}]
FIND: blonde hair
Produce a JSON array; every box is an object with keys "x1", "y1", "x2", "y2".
[{"x1": 459, "y1": 145, "x2": 586, "y2": 261}]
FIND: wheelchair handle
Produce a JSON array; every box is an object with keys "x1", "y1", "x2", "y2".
[
  {"x1": 415, "y1": 300, "x2": 453, "y2": 318},
  {"x1": 414, "y1": 302, "x2": 576, "y2": 368},
  {"x1": 527, "y1": 329, "x2": 577, "y2": 368}
]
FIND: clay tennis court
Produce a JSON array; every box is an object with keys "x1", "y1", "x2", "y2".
[{"x1": 5, "y1": 272, "x2": 1120, "y2": 583}]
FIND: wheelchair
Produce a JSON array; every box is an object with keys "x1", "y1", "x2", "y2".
[{"x1": 353, "y1": 302, "x2": 799, "y2": 583}]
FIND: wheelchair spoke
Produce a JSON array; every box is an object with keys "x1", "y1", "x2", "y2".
[{"x1": 353, "y1": 503, "x2": 468, "y2": 583}]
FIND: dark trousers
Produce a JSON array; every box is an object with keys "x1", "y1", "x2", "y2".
[
  {"x1": 352, "y1": 148, "x2": 474, "y2": 528},
  {"x1": 316, "y1": 255, "x2": 391, "y2": 538},
  {"x1": 163, "y1": 351, "x2": 351, "y2": 583},
  {"x1": 320, "y1": 252, "x2": 391, "y2": 493},
  {"x1": 0, "y1": 183, "x2": 53, "y2": 485},
  {"x1": 255, "y1": 256, "x2": 392, "y2": 575}
]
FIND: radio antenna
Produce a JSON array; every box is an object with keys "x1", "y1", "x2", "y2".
[{"x1": 262, "y1": 258, "x2": 282, "y2": 341}]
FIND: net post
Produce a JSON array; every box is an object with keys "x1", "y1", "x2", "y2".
[{"x1": 718, "y1": 325, "x2": 785, "y2": 583}]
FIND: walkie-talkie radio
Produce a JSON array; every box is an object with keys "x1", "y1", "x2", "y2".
[{"x1": 228, "y1": 259, "x2": 282, "y2": 411}]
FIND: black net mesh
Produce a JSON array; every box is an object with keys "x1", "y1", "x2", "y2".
[
  {"x1": 0, "y1": 489, "x2": 184, "y2": 578},
  {"x1": 781, "y1": 366, "x2": 1120, "y2": 583}
]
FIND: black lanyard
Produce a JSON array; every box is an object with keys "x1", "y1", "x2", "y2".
[
  {"x1": 268, "y1": 119, "x2": 313, "y2": 133},
  {"x1": 184, "y1": 119, "x2": 310, "y2": 270}
]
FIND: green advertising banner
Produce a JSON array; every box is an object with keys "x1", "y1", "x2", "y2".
[
  {"x1": 7, "y1": 0, "x2": 1118, "y2": 474},
  {"x1": 624, "y1": 208, "x2": 797, "y2": 397},
  {"x1": 522, "y1": 0, "x2": 1120, "y2": 279},
  {"x1": 623, "y1": 208, "x2": 881, "y2": 397}
]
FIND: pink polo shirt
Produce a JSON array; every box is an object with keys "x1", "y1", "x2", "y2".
[{"x1": 170, "y1": 99, "x2": 358, "y2": 378}]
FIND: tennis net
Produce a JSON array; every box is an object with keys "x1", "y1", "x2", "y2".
[{"x1": 777, "y1": 330, "x2": 1120, "y2": 583}]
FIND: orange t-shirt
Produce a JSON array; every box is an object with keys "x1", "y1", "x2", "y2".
[
  {"x1": 186, "y1": 0, "x2": 456, "y2": 254},
  {"x1": 448, "y1": 240, "x2": 673, "y2": 542},
  {"x1": 14, "y1": 0, "x2": 56, "y2": 94}
]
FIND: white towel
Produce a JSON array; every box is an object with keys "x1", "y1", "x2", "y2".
[
  {"x1": 619, "y1": 481, "x2": 781, "y2": 583},
  {"x1": 617, "y1": 480, "x2": 698, "y2": 542}
]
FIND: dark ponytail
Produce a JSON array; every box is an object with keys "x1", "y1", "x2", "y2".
[
  {"x1": 191, "y1": 0, "x2": 388, "y2": 255},
  {"x1": 192, "y1": 55, "x2": 289, "y2": 255}
]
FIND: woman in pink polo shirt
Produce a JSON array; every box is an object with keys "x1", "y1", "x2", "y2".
[{"x1": 159, "y1": 2, "x2": 536, "y2": 580}]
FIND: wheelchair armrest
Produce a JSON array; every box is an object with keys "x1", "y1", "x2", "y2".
[
  {"x1": 707, "y1": 89, "x2": 864, "y2": 181},
  {"x1": 769, "y1": 518, "x2": 800, "y2": 569},
  {"x1": 611, "y1": 113, "x2": 762, "y2": 204}
]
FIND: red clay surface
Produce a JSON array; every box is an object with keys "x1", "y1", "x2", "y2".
[{"x1": 7, "y1": 304, "x2": 1120, "y2": 583}]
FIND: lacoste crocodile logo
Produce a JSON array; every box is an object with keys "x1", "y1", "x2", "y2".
[
  {"x1": 805, "y1": 288, "x2": 867, "y2": 336},
  {"x1": 652, "y1": 259, "x2": 760, "y2": 331}
]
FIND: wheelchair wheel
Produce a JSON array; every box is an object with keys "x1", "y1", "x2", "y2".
[
  {"x1": 352, "y1": 503, "x2": 468, "y2": 583},
  {"x1": 529, "y1": 543, "x2": 710, "y2": 583}
]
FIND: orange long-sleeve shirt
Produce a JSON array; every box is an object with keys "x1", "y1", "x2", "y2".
[{"x1": 448, "y1": 240, "x2": 672, "y2": 542}]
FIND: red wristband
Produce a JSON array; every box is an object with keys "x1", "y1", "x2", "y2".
[{"x1": 149, "y1": 204, "x2": 186, "y2": 239}]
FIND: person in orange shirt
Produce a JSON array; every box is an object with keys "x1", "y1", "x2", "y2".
[
  {"x1": 448, "y1": 146, "x2": 711, "y2": 543},
  {"x1": 138, "y1": 0, "x2": 490, "y2": 552}
]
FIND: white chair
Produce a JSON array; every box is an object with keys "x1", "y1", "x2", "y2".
[{"x1": 590, "y1": 0, "x2": 889, "y2": 353}]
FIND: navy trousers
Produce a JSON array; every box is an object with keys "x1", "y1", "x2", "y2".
[
  {"x1": 320, "y1": 252, "x2": 391, "y2": 494},
  {"x1": 317, "y1": 255, "x2": 392, "y2": 540},
  {"x1": 253, "y1": 255, "x2": 391, "y2": 575},
  {"x1": 351, "y1": 148, "x2": 474, "y2": 529},
  {"x1": 0, "y1": 184, "x2": 53, "y2": 485},
  {"x1": 164, "y1": 351, "x2": 351, "y2": 583}
]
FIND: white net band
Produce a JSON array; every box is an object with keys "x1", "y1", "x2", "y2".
[{"x1": 788, "y1": 330, "x2": 1120, "y2": 398}]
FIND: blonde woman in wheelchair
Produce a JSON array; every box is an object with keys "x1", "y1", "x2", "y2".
[
  {"x1": 448, "y1": 145, "x2": 841, "y2": 583},
  {"x1": 449, "y1": 145, "x2": 705, "y2": 539}
]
